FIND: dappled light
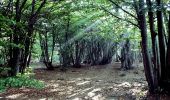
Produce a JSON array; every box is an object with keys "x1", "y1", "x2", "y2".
[
  {"x1": 1, "y1": 0, "x2": 170, "y2": 99},
  {"x1": 0, "y1": 63, "x2": 147, "y2": 99}
]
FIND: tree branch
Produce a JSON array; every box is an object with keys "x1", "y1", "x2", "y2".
[
  {"x1": 101, "y1": 6, "x2": 139, "y2": 28},
  {"x1": 19, "y1": 0, "x2": 27, "y2": 11},
  {"x1": 108, "y1": 0, "x2": 137, "y2": 20},
  {"x1": 29, "y1": 0, "x2": 46, "y2": 25},
  {"x1": 31, "y1": 0, "x2": 35, "y2": 15},
  {"x1": 34, "y1": 0, "x2": 47, "y2": 17}
]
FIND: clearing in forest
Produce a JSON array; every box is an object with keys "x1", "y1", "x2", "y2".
[{"x1": 0, "y1": 62, "x2": 147, "y2": 100}]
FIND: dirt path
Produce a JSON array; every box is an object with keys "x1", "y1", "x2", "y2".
[{"x1": 0, "y1": 62, "x2": 148, "y2": 100}]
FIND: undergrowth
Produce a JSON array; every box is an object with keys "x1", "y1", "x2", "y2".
[{"x1": 0, "y1": 67, "x2": 44, "y2": 93}]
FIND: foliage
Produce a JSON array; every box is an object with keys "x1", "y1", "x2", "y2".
[
  {"x1": 0, "y1": 67, "x2": 10, "y2": 74},
  {"x1": 0, "y1": 67, "x2": 44, "y2": 93},
  {"x1": 2, "y1": 0, "x2": 165, "y2": 95}
]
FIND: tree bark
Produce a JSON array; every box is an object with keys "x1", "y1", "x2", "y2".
[
  {"x1": 134, "y1": 0, "x2": 154, "y2": 93},
  {"x1": 166, "y1": 12, "x2": 170, "y2": 79},
  {"x1": 156, "y1": 0, "x2": 166, "y2": 85},
  {"x1": 147, "y1": 0, "x2": 159, "y2": 90}
]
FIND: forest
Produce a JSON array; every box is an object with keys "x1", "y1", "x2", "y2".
[{"x1": 0, "y1": 0, "x2": 170, "y2": 99}]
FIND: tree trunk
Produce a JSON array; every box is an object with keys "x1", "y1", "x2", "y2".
[
  {"x1": 156, "y1": 0, "x2": 166, "y2": 86},
  {"x1": 134, "y1": 0, "x2": 154, "y2": 93},
  {"x1": 39, "y1": 32, "x2": 54, "y2": 70},
  {"x1": 147, "y1": 0, "x2": 159, "y2": 90},
  {"x1": 73, "y1": 41, "x2": 81, "y2": 68},
  {"x1": 166, "y1": 12, "x2": 170, "y2": 82},
  {"x1": 120, "y1": 39, "x2": 133, "y2": 70},
  {"x1": 9, "y1": 0, "x2": 21, "y2": 76}
]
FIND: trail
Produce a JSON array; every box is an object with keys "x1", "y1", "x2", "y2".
[{"x1": 0, "y1": 62, "x2": 147, "y2": 100}]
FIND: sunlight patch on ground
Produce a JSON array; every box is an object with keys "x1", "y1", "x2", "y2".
[
  {"x1": 77, "y1": 81, "x2": 90, "y2": 85},
  {"x1": 133, "y1": 82, "x2": 142, "y2": 87},
  {"x1": 72, "y1": 97, "x2": 82, "y2": 100},
  {"x1": 58, "y1": 91, "x2": 66, "y2": 95},
  {"x1": 92, "y1": 94, "x2": 104, "y2": 100},
  {"x1": 39, "y1": 98, "x2": 47, "y2": 100},
  {"x1": 117, "y1": 82, "x2": 132, "y2": 87},
  {"x1": 68, "y1": 87, "x2": 94, "y2": 98},
  {"x1": 49, "y1": 88, "x2": 59, "y2": 92},
  {"x1": 87, "y1": 88, "x2": 102, "y2": 98},
  {"x1": 46, "y1": 83, "x2": 59, "y2": 87},
  {"x1": 22, "y1": 88, "x2": 31, "y2": 92},
  {"x1": 6, "y1": 93, "x2": 24, "y2": 99},
  {"x1": 129, "y1": 88, "x2": 142, "y2": 95}
]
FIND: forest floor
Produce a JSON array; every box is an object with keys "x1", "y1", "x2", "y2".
[{"x1": 0, "y1": 62, "x2": 148, "y2": 100}]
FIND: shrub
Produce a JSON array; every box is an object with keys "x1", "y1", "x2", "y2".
[{"x1": 0, "y1": 67, "x2": 44, "y2": 93}]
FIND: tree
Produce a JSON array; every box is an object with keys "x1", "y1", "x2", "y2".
[
  {"x1": 0, "y1": 0, "x2": 47, "y2": 76},
  {"x1": 106, "y1": 0, "x2": 170, "y2": 93}
]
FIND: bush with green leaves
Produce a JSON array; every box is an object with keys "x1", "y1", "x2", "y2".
[{"x1": 0, "y1": 67, "x2": 45, "y2": 93}]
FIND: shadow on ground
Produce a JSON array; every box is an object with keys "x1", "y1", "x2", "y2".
[{"x1": 0, "y1": 62, "x2": 148, "y2": 100}]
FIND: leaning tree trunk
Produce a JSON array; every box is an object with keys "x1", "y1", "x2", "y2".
[
  {"x1": 39, "y1": 32, "x2": 54, "y2": 70},
  {"x1": 134, "y1": 0, "x2": 155, "y2": 93}
]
